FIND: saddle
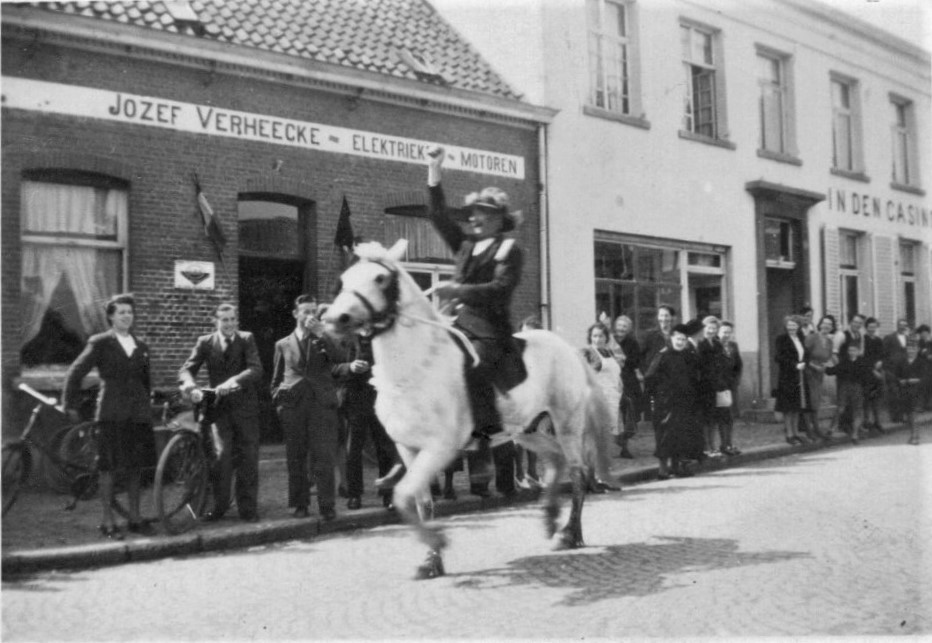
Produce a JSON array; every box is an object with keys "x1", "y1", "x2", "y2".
[{"x1": 449, "y1": 332, "x2": 528, "y2": 392}]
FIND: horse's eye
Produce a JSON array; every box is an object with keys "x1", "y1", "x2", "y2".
[{"x1": 375, "y1": 274, "x2": 386, "y2": 285}]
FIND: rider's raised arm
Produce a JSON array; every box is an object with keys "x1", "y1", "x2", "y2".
[{"x1": 426, "y1": 146, "x2": 466, "y2": 253}]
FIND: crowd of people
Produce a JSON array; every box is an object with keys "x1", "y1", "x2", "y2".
[{"x1": 580, "y1": 305, "x2": 932, "y2": 483}]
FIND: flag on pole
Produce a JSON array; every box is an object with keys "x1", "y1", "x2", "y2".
[
  {"x1": 193, "y1": 172, "x2": 226, "y2": 261},
  {"x1": 334, "y1": 196, "x2": 355, "y2": 253}
]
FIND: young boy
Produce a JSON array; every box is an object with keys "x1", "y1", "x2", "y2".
[
  {"x1": 888, "y1": 339, "x2": 927, "y2": 445},
  {"x1": 826, "y1": 343, "x2": 868, "y2": 444}
]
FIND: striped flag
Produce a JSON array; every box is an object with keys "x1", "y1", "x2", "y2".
[
  {"x1": 193, "y1": 172, "x2": 226, "y2": 259},
  {"x1": 334, "y1": 196, "x2": 355, "y2": 253}
]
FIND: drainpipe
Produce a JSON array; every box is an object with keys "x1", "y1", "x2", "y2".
[{"x1": 538, "y1": 123, "x2": 552, "y2": 329}]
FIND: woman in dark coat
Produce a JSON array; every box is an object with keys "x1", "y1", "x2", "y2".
[
  {"x1": 62, "y1": 293, "x2": 153, "y2": 539},
  {"x1": 774, "y1": 314, "x2": 810, "y2": 445},
  {"x1": 645, "y1": 324, "x2": 705, "y2": 479}
]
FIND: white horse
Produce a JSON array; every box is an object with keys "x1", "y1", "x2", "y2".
[{"x1": 324, "y1": 240, "x2": 614, "y2": 579}]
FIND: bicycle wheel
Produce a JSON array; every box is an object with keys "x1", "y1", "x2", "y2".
[
  {"x1": 154, "y1": 431, "x2": 208, "y2": 534},
  {"x1": 2, "y1": 443, "x2": 32, "y2": 516},
  {"x1": 57, "y1": 422, "x2": 99, "y2": 499},
  {"x1": 43, "y1": 424, "x2": 83, "y2": 493}
]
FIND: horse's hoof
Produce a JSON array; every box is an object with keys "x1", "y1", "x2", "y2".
[
  {"x1": 554, "y1": 530, "x2": 584, "y2": 550},
  {"x1": 414, "y1": 551, "x2": 445, "y2": 580}
]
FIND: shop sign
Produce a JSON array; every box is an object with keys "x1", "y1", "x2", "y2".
[
  {"x1": 1, "y1": 76, "x2": 525, "y2": 179},
  {"x1": 826, "y1": 186, "x2": 930, "y2": 229},
  {"x1": 174, "y1": 260, "x2": 215, "y2": 290}
]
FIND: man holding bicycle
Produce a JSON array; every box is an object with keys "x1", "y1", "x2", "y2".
[{"x1": 179, "y1": 303, "x2": 263, "y2": 523}]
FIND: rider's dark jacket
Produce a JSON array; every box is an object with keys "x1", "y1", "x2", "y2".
[{"x1": 428, "y1": 183, "x2": 522, "y2": 339}]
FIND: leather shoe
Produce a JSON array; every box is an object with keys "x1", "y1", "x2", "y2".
[
  {"x1": 320, "y1": 506, "x2": 337, "y2": 521},
  {"x1": 470, "y1": 484, "x2": 491, "y2": 498},
  {"x1": 293, "y1": 506, "x2": 310, "y2": 519},
  {"x1": 347, "y1": 496, "x2": 361, "y2": 510},
  {"x1": 201, "y1": 511, "x2": 225, "y2": 522},
  {"x1": 127, "y1": 519, "x2": 155, "y2": 536},
  {"x1": 240, "y1": 512, "x2": 260, "y2": 523}
]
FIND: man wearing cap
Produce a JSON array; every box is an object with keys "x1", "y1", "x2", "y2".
[{"x1": 427, "y1": 146, "x2": 523, "y2": 497}]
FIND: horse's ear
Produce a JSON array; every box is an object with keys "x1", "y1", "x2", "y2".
[{"x1": 387, "y1": 239, "x2": 408, "y2": 262}]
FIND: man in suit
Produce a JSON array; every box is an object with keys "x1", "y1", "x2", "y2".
[
  {"x1": 179, "y1": 302, "x2": 263, "y2": 522},
  {"x1": 427, "y1": 146, "x2": 519, "y2": 498},
  {"x1": 332, "y1": 334, "x2": 400, "y2": 510},
  {"x1": 271, "y1": 295, "x2": 342, "y2": 520},
  {"x1": 883, "y1": 318, "x2": 912, "y2": 422}
]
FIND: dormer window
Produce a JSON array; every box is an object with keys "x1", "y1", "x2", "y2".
[
  {"x1": 397, "y1": 49, "x2": 449, "y2": 85},
  {"x1": 164, "y1": 0, "x2": 205, "y2": 35}
]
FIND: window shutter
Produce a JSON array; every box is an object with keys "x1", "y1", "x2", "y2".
[
  {"x1": 872, "y1": 235, "x2": 897, "y2": 329},
  {"x1": 822, "y1": 226, "x2": 840, "y2": 317}
]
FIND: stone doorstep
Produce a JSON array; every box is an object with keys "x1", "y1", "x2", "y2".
[{"x1": 2, "y1": 415, "x2": 926, "y2": 578}]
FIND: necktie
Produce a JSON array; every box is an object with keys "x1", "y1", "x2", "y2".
[{"x1": 223, "y1": 336, "x2": 232, "y2": 353}]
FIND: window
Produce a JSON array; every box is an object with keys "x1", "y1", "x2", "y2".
[
  {"x1": 405, "y1": 263, "x2": 454, "y2": 309},
  {"x1": 758, "y1": 52, "x2": 787, "y2": 154},
  {"x1": 681, "y1": 22, "x2": 721, "y2": 139},
  {"x1": 890, "y1": 96, "x2": 920, "y2": 189},
  {"x1": 831, "y1": 74, "x2": 864, "y2": 175},
  {"x1": 587, "y1": 0, "x2": 635, "y2": 116},
  {"x1": 838, "y1": 231, "x2": 860, "y2": 324},
  {"x1": 899, "y1": 241, "x2": 917, "y2": 326},
  {"x1": 20, "y1": 177, "x2": 127, "y2": 367},
  {"x1": 764, "y1": 218, "x2": 795, "y2": 267}
]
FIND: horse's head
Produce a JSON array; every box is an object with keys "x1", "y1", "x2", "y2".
[{"x1": 324, "y1": 239, "x2": 408, "y2": 337}]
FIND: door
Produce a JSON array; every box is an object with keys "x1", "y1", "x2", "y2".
[{"x1": 766, "y1": 267, "x2": 796, "y2": 391}]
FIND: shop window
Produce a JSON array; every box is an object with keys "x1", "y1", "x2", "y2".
[
  {"x1": 594, "y1": 240, "x2": 682, "y2": 335},
  {"x1": 830, "y1": 74, "x2": 864, "y2": 175},
  {"x1": 838, "y1": 231, "x2": 861, "y2": 324},
  {"x1": 384, "y1": 214, "x2": 454, "y2": 264},
  {"x1": 586, "y1": 0, "x2": 641, "y2": 120},
  {"x1": 20, "y1": 177, "x2": 127, "y2": 368},
  {"x1": 680, "y1": 21, "x2": 726, "y2": 141},
  {"x1": 890, "y1": 96, "x2": 920, "y2": 189},
  {"x1": 757, "y1": 49, "x2": 794, "y2": 156},
  {"x1": 899, "y1": 241, "x2": 917, "y2": 326}
]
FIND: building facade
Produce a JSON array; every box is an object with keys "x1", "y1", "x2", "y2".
[
  {"x1": 1, "y1": 0, "x2": 553, "y2": 437},
  {"x1": 432, "y1": 0, "x2": 931, "y2": 408}
]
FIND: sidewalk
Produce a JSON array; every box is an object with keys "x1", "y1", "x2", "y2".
[{"x1": 3, "y1": 411, "x2": 929, "y2": 577}]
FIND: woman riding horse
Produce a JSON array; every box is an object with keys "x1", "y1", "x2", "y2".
[{"x1": 428, "y1": 146, "x2": 525, "y2": 494}]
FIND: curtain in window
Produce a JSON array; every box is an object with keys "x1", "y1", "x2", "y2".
[
  {"x1": 20, "y1": 182, "x2": 125, "y2": 346},
  {"x1": 383, "y1": 216, "x2": 454, "y2": 263}
]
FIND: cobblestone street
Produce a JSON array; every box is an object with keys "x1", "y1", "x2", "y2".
[{"x1": 4, "y1": 431, "x2": 929, "y2": 640}]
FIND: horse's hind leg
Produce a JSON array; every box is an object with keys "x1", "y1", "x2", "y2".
[{"x1": 556, "y1": 465, "x2": 586, "y2": 550}]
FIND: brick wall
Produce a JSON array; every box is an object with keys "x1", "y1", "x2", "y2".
[{"x1": 1, "y1": 38, "x2": 542, "y2": 419}]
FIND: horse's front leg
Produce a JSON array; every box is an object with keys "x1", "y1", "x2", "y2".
[
  {"x1": 392, "y1": 444, "x2": 457, "y2": 579},
  {"x1": 556, "y1": 465, "x2": 586, "y2": 550},
  {"x1": 517, "y1": 432, "x2": 565, "y2": 540}
]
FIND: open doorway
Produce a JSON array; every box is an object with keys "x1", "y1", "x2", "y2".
[{"x1": 238, "y1": 198, "x2": 312, "y2": 442}]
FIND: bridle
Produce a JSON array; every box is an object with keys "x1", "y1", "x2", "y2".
[
  {"x1": 340, "y1": 259, "x2": 401, "y2": 338},
  {"x1": 337, "y1": 258, "x2": 480, "y2": 364}
]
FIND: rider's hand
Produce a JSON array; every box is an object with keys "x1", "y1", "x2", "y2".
[
  {"x1": 427, "y1": 146, "x2": 444, "y2": 186},
  {"x1": 350, "y1": 359, "x2": 370, "y2": 374},
  {"x1": 189, "y1": 389, "x2": 204, "y2": 404},
  {"x1": 434, "y1": 282, "x2": 460, "y2": 301}
]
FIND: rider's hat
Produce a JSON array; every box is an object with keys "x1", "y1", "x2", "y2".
[{"x1": 461, "y1": 188, "x2": 523, "y2": 232}]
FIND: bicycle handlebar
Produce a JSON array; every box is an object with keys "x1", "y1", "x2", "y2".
[{"x1": 17, "y1": 382, "x2": 59, "y2": 408}]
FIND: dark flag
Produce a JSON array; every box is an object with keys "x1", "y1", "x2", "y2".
[
  {"x1": 193, "y1": 172, "x2": 226, "y2": 261},
  {"x1": 334, "y1": 196, "x2": 355, "y2": 252}
]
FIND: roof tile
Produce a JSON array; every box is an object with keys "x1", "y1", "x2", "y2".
[{"x1": 28, "y1": 0, "x2": 520, "y2": 100}]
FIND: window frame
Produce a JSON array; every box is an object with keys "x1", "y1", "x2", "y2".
[
  {"x1": 837, "y1": 230, "x2": 862, "y2": 324},
  {"x1": 679, "y1": 19, "x2": 730, "y2": 147},
  {"x1": 899, "y1": 240, "x2": 917, "y2": 326},
  {"x1": 889, "y1": 93, "x2": 922, "y2": 192},
  {"x1": 830, "y1": 72, "x2": 867, "y2": 179},
  {"x1": 755, "y1": 45, "x2": 798, "y2": 162},
  {"x1": 585, "y1": 0, "x2": 646, "y2": 127},
  {"x1": 19, "y1": 175, "x2": 130, "y2": 369}
]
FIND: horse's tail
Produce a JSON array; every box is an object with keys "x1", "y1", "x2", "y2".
[{"x1": 581, "y1": 363, "x2": 615, "y2": 482}]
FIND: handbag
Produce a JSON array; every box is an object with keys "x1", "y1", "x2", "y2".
[{"x1": 715, "y1": 389, "x2": 733, "y2": 408}]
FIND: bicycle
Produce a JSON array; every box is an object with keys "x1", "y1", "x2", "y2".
[
  {"x1": 153, "y1": 388, "x2": 220, "y2": 534},
  {"x1": 2, "y1": 382, "x2": 128, "y2": 519}
]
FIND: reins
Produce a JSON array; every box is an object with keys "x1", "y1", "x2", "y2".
[{"x1": 342, "y1": 260, "x2": 480, "y2": 366}]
